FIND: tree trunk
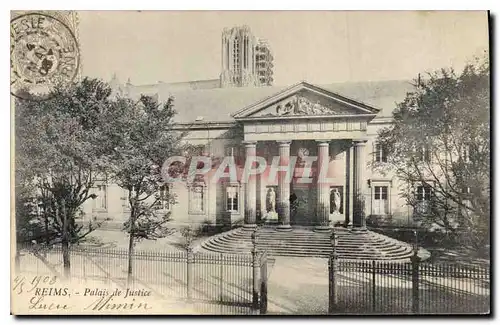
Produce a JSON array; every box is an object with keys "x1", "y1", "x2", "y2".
[
  {"x1": 127, "y1": 206, "x2": 136, "y2": 288},
  {"x1": 61, "y1": 199, "x2": 71, "y2": 279},
  {"x1": 44, "y1": 207, "x2": 50, "y2": 246}
]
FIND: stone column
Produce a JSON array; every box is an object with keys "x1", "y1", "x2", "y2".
[
  {"x1": 315, "y1": 140, "x2": 331, "y2": 232},
  {"x1": 276, "y1": 140, "x2": 292, "y2": 231},
  {"x1": 243, "y1": 141, "x2": 257, "y2": 229},
  {"x1": 352, "y1": 139, "x2": 368, "y2": 229}
]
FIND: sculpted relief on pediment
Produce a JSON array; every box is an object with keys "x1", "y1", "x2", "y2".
[{"x1": 256, "y1": 95, "x2": 355, "y2": 118}]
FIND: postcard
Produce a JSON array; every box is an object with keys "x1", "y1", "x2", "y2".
[{"x1": 11, "y1": 10, "x2": 490, "y2": 315}]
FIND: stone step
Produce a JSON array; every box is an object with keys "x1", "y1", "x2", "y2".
[
  {"x1": 224, "y1": 233, "x2": 398, "y2": 243},
  {"x1": 201, "y1": 246, "x2": 412, "y2": 260},
  {"x1": 226, "y1": 229, "x2": 390, "y2": 239},
  {"x1": 202, "y1": 241, "x2": 412, "y2": 258},
  {"x1": 199, "y1": 227, "x2": 428, "y2": 261},
  {"x1": 214, "y1": 239, "x2": 404, "y2": 252},
  {"x1": 204, "y1": 241, "x2": 411, "y2": 255},
  {"x1": 221, "y1": 236, "x2": 400, "y2": 249}
]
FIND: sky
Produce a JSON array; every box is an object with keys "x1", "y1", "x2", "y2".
[{"x1": 77, "y1": 11, "x2": 489, "y2": 86}]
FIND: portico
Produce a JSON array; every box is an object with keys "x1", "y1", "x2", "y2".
[{"x1": 232, "y1": 82, "x2": 378, "y2": 231}]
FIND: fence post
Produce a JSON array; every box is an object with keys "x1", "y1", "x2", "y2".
[
  {"x1": 328, "y1": 230, "x2": 339, "y2": 314},
  {"x1": 251, "y1": 231, "x2": 260, "y2": 315},
  {"x1": 411, "y1": 249, "x2": 420, "y2": 314},
  {"x1": 187, "y1": 247, "x2": 194, "y2": 302},
  {"x1": 371, "y1": 260, "x2": 376, "y2": 312},
  {"x1": 260, "y1": 252, "x2": 268, "y2": 315},
  {"x1": 219, "y1": 253, "x2": 223, "y2": 303}
]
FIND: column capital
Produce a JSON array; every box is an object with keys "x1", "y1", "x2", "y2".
[
  {"x1": 242, "y1": 140, "x2": 257, "y2": 148},
  {"x1": 352, "y1": 139, "x2": 368, "y2": 147},
  {"x1": 315, "y1": 140, "x2": 330, "y2": 146},
  {"x1": 276, "y1": 140, "x2": 291, "y2": 147}
]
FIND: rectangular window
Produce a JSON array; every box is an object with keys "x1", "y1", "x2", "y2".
[
  {"x1": 462, "y1": 145, "x2": 471, "y2": 163},
  {"x1": 157, "y1": 185, "x2": 170, "y2": 211},
  {"x1": 416, "y1": 185, "x2": 432, "y2": 201},
  {"x1": 415, "y1": 185, "x2": 432, "y2": 215},
  {"x1": 95, "y1": 184, "x2": 107, "y2": 210},
  {"x1": 373, "y1": 186, "x2": 389, "y2": 215},
  {"x1": 190, "y1": 185, "x2": 205, "y2": 214},
  {"x1": 416, "y1": 144, "x2": 431, "y2": 163},
  {"x1": 375, "y1": 143, "x2": 388, "y2": 163},
  {"x1": 374, "y1": 186, "x2": 388, "y2": 200},
  {"x1": 226, "y1": 186, "x2": 239, "y2": 212},
  {"x1": 121, "y1": 188, "x2": 131, "y2": 212}
]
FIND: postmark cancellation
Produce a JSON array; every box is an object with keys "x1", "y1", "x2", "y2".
[{"x1": 10, "y1": 11, "x2": 80, "y2": 99}]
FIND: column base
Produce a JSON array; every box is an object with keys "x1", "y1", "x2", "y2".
[
  {"x1": 276, "y1": 224, "x2": 292, "y2": 232},
  {"x1": 351, "y1": 226, "x2": 368, "y2": 232},
  {"x1": 314, "y1": 225, "x2": 331, "y2": 233},
  {"x1": 242, "y1": 224, "x2": 257, "y2": 230}
]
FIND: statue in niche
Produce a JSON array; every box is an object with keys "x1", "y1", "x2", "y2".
[
  {"x1": 297, "y1": 147, "x2": 310, "y2": 167},
  {"x1": 330, "y1": 187, "x2": 343, "y2": 214},
  {"x1": 266, "y1": 187, "x2": 276, "y2": 213},
  {"x1": 265, "y1": 187, "x2": 278, "y2": 222}
]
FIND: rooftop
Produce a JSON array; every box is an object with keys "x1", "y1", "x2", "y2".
[{"x1": 114, "y1": 79, "x2": 415, "y2": 124}]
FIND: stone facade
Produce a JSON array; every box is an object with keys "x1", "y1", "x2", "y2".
[
  {"x1": 79, "y1": 81, "x2": 414, "y2": 230},
  {"x1": 81, "y1": 26, "x2": 418, "y2": 230}
]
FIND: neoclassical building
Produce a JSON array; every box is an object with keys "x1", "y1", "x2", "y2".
[{"x1": 81, "y1": 26, "x2": 422, "y2": 231}]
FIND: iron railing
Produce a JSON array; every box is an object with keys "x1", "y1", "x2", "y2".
[
  {"x1": 15, "y1": 244, "x2": 269, "y2": 315},
  {"x1": 329, "y1": 256, "x2": 490, "y2": 315}
]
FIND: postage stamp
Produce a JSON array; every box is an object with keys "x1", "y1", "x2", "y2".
[
  {"x1": 10, "y1": 12, "x2": 80, "y2": 100},
  {"x1": 11, "y1": 11, "x2": 490, "y2": 316}
]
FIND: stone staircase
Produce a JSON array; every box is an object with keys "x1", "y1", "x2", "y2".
[{"x1": 198, "y1": 226, "x2": 430, "y2": 262}]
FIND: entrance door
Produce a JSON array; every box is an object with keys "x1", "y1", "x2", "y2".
[{"x1": 291, "y1": 183, "x2": 314, "y2": 225}]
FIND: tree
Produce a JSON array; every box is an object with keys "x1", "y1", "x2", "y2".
[
  {"x1": 15, "y1": 78, "x2": 116, "y2": 277},
  {"x1": 375, "y1": 53, "x2": 490, "y2": 250},
  {"x1": 104, "y1": 94, "x2": 185, "y2": 285}
]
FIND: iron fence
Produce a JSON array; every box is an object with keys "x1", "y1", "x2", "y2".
[
  {"x1": 14, "y1": 242, "x2": 488, "y2": 315},
  {"x1": 329, "y1": 256, "x2": 490, "y2": 315},
  {"x1": 15, "y1": 244, "x2": 268, "y2": 315}
]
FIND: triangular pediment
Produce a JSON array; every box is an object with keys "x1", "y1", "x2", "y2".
[{"x1": 232, "y1": 82, "x2": 380, "y2": 120}]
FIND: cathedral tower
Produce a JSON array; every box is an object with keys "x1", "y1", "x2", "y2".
[
  {"x1": 220, "y1": 25, "x2": 273, "y2": 88},
  {"x1": 255, "y1": 39, "x2": 274, "y2": 86}
]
